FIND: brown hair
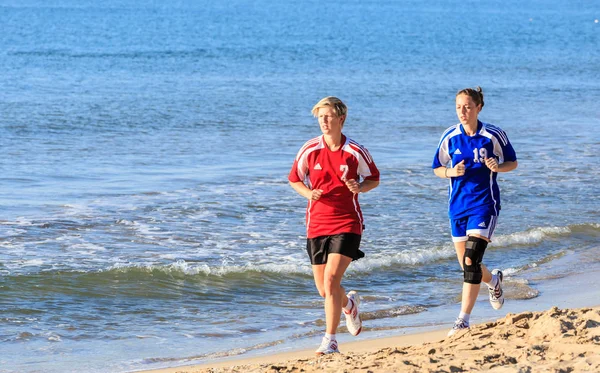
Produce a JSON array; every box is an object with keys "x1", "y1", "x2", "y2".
[
  {"x1": 311, "y1": 96, "x2": 347, "y2": 118},
  {"x1": 456, "y1": 86, "x2": 485, "y2": 108}
]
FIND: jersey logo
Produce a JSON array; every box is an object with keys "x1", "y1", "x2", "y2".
[
  {"x1": 478, "y1": 221, "x2": 487, "y2": 228},
  {"x1": 455, "y1": 149, "x2": 462, "y2": 155},
  {"x1": 314, "y1": 163, "x2": 322, "y2": 170}
]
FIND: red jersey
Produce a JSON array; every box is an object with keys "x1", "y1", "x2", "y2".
[{"x1": 288, "y1": 135, "x2": 380, "y2": 238}]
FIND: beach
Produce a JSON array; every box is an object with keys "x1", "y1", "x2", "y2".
[
  {"x1": 2, "y1": 1, "x2": 600, "y2": 372},
  {"x1": 141, "y1": 305, "x2": 600, "y2": 373},
  {"x1": 138, "y1": 268, "x2": 600, "y2": 373}
]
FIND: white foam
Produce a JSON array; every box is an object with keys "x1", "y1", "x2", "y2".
[
  {"x1": 493, "y1": 226, "x2": 572, "y2": 247},
  {"x1": 2, "y1": 217, "x2": 35, "y2": 226},
  {"x1": 69, "y1": 243, "x2": 107, "y2": 254},
  {"x1": 116, "y1": 219, "x2": 135, "y2": 226},
  {"x1": 47, "y1": 334, "x2": 62, "y2": 342},
  {"x1": 349, "y1": 245, "x2": 455, "y2": 273},
  {"x1": 105, "y1": 259, "x2": 312, "y2": 277},
  {"x1": 152, "y1": 224, "x2": 592, "y2": 276},
  {"x1": 19, "y1": 259, "x2": 45, "y2": 267},
  {"x1": 2, "y1": 228, "x2": 27, "y2": 236},
  {"x1": 132, "y1": 221, "x2": 172, "y2": 236},
  {"x1": 101, "y1": 243, "x2": 457, "y2": 277},
  {"x1": 502, "y1": 267, "x2": 522, "y2": 276},
  {"x1": 61, "y1": 204, "x2": 94, "y2": 216}
]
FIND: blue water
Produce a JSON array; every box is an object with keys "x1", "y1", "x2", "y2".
[{"x1": 1, "y1": 1, "x2": 599, "y2": 372}]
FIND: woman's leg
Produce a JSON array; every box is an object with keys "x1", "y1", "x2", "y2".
[
  {"x1": 312, "y1": 261, "x2": 350, "y2": 323},
  {"x1": 312, "y1": 253, "x2": 352, "y2": 334},
  {"x1": 453, "y1": 235, "x2": 492, "y2": 315}
]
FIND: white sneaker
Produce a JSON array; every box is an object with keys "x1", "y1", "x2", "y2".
[
  {"x1": 344, "y1": 290, "x2": 362, "y2": 336},
  {"x1": 447, "y1": 318, "x2": 469, "y2": 337},
  {"x1": 315, "y1": 337, "x2": 340, "y2": 356},
  {"x1": 489, "y1": 269, "x2": 504, "y2": 310}
]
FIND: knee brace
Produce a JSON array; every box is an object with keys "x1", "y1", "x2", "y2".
[{"x1": 463, "y1": 236, "x2": 488, "y2": 284}]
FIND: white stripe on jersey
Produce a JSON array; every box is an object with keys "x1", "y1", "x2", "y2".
[
  {"x1": 351, "y1": 194, "x2": 364, "y2": 233},
  {"x1": 344, "y1": 138, "x2": 374, "y2": 178},
  {"x1": 489, "y1": 171, "x2": 499, "y2": 214},
  {"x1": 490, "y1": 215, "x2": 498, "y2": 238},
  {"x1": 486, "y1": 124, "x2": 508, "y2": 143},
  {"x1": 306, "y1": 199, "x2": 313, "y2": 236},
  {"x1": 480, "y1": 129, "x2": 506, "y2": 164},
  {"x1": 484, "y1": 124, "x2": 508, "y2": 146},
  {"x1": 295, "y1": 137, "x2": 321, "y2": 160},
  {"x1": 485, "y1": 128, "x2": 507, "y2": 146},
  {"x1": 437, "y1": 124, "x2": 460, "y2": 147},
  {"x1": 437, "y1": 125, "x2": 462, "y2": 167},
  {"x1": 295, "y1": 137, "x2": 324, "y2": 181},
  {"x1": 349, "y1": 139, "x2": 373, "y2": 164}
]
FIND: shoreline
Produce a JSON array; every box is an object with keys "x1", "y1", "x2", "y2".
[
  {"x1": 139, "y1": 305, "x2": 600, "y2": 373},
  {"x1": 137, "y1": 267, "x2": 600, "y2": 373},
  {"x1": 139, "y1": 328, "x2": 449, "y2": 373}
]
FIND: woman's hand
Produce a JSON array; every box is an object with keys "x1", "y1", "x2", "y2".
[
  {"x1": 484, "y1": 157, "x2": 499, "y2": 172},
  {"x1": 310, "y1": 188, "x2": 324, "y2": 200},
  {"x1": 450, "y1": 160, "x2": 466, "y2": 177},
  {"x1": 289, "y1": 181, "x2": 323, "y2": 201},
  {"x1": 344, "y1": 179, "x2": 361, "y2": 194}
]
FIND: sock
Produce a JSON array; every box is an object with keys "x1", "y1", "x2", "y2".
[
  {"x1": 343, "y1": 298, "x2": 354, "y2": 313},
  {"x1": 458, "y1": 312, "x2": 470, "y2": 324},
  {"x1": 484, "y1": 274, "x2": 499, "y2": 289},
  {"x1": 325, "y1": 333, "x2": 336, "y2": 341}
]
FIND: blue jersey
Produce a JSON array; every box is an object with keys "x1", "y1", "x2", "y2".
[{"x1": 432, "y1": 121, "x2": 517, "y2": 219}]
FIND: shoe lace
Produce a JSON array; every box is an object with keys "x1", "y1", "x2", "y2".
[
  {"x1": 344, "y1": 298, "x2": 355, "y2": 315},
  {"x1": 490, "y1": 283, "x2": 502, "y2": 300},
  {"x1": 453, "y1": 318, "x2": 468, "y2": 330}
]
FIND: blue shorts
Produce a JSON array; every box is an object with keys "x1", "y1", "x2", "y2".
[{"x1": 450, "y1": 215, "x2": 498, "y2": 242}]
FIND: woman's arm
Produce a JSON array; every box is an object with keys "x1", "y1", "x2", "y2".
[
  {"x1": 359, "y1": 179, "x2": 379, "y2": 193},
  {"x1": 484, "y1": 159, "x2": 518, "y2": 173},
  {"x1": 344, "y1": 179, "x2": 379, "y2": 194},
  {"x1": 433, "y1": 160, "x2": 466, "y2": 179},
  {"x1": 497, "y1": 160, "x2": 518, "y2": 172},
  {"x1": 289, "y1": 181, "x2": 323, "y2": 201}
]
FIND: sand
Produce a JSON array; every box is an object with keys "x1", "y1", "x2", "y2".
[{"x1": 142, "y1": 305, "x2": 600, "y2": 373}]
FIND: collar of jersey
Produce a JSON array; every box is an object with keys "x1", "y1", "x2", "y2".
[
  {"x1": 321, "y1": 134, "x2": 347, "y2": 152},
  {"x1": 459, "y1": 120, "x2": 483, "y2": 136}
]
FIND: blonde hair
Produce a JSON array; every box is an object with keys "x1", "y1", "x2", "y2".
[{"x1": 311, "y1": 96, "x2": 347, "y2": 118}]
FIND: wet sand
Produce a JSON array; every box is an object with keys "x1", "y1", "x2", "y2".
[{"x1": 141, "y1": 305, "x2": 600, "y2": 373}]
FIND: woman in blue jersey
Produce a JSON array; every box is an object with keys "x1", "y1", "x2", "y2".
[{"x1": 432, "y1": 87, "x2": 518, "y2": 336}]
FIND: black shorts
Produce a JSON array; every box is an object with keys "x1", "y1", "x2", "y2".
[{"x1": 306, "y1": 233, "x2": 364, "y2": 265}]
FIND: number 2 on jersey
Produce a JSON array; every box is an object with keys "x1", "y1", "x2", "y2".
[
  {"x1": 472, "y1": 148, "x2": 488, "y2": 163},
  {"x1": 340, "y1": 165, "x2": 349, "y2": 180}
]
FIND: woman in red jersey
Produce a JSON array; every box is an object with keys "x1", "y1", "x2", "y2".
[{"x1": 288, "y1": 96, "x2": 380, "y2": 355}]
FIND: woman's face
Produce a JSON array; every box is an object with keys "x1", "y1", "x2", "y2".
[
  {"x1": 456, "y1": 94, "x2": 482, "y2": 126},
  {"x1": 317, "y1": 106, "x2": 344, "y2": 136}
]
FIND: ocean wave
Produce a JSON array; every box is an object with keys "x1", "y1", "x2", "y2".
[
  {"x1": 492, "y1": 223, "x2": 600, "y2": 248},
  {"x1": 348, "y1": 245, "x2": 455, "y2": 273},
  {"x1": 104, "y1": 260, "x2": 313, "y2": 278},
  {"x1": 493, "y1": 226, "x2": 571, "y2": 247},
  {"x1": 504, "y1": 279, "x2": 540, "y2": 300},
  {"x1": 502, "y1": 251, "x2": 568, "y2": 277},
  {"x1": 100, "y1": 245, "x2": 458, "y2": 279},
  {"x1": 2, "y1": 223, "x2": 597, "y2": 282},
  {"x1": 313, "y1": 305, "x2": 427, "y2": 329}
]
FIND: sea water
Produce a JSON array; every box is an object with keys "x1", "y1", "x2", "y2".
[{"x1": 0, "y1": 0, "x2": 599, "y2": 372}]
